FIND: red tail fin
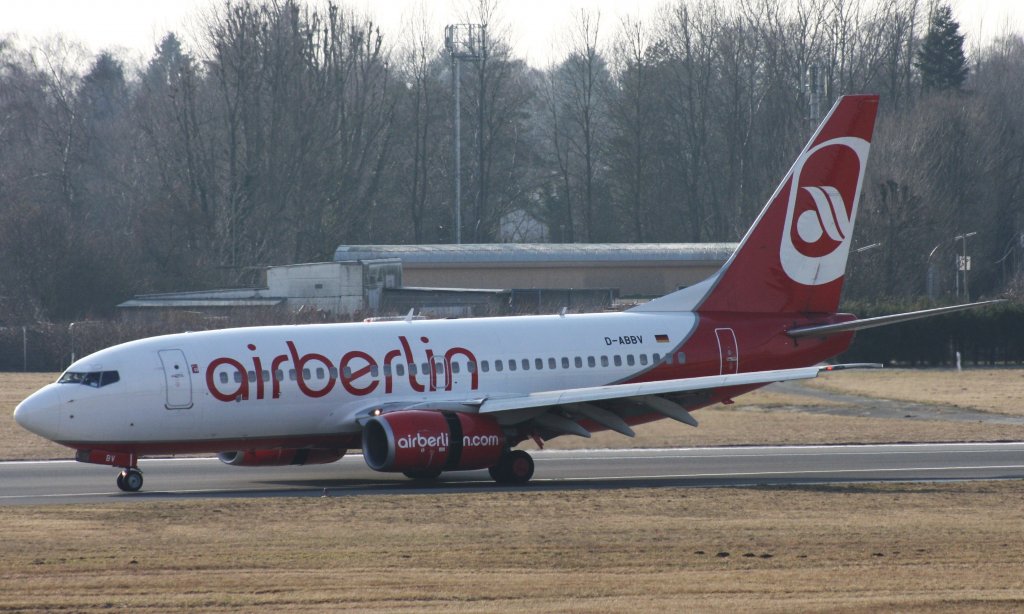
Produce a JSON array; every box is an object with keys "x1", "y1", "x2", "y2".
[{"x1": 633, "y1": 94, "x2": 879, "y2": 315}]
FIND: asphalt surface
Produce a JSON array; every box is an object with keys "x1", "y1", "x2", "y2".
[{"x1": 2, "y1": 443, "x2": 1023, "y2": 506}]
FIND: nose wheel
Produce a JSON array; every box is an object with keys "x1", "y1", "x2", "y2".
[{"x1": 116, "y1": 468, "x2": 144, "y2": 492}]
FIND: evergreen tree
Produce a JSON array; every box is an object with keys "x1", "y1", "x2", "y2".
[{"x1": 915, "y1": 4, "x2": 968, "y2": 91}]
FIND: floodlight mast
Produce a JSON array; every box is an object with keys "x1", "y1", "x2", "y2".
[{"x1": 445, "y1": 23, "x2": 485, "y2": 244}]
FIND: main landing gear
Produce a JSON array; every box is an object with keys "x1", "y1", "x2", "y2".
[
  {"x1": 489, "y1": 450, "x2": 535, "y2": 484},
  {"x1": 116, "y1": 468, "x2": 144, "y2": 492}
]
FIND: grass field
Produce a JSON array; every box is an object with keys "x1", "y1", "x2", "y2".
[
  {"x1": 5, "y1": 371, "x2": 1024, "y2": 460},
  {"x1": 4, "y1": 371, "x2": 1024, "y2": 611},
  {"x1": 2, "y1": 482, "x2": 1023, "y2": 612},
  {"x1": 803, "y1": 368, "x2": 1024, "y2": 416}
]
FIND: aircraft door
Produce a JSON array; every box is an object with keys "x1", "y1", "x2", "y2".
[
  {"x1": 159, "y1": 349, "x2": 193, "y2": 409},
  {"x1": 715, "y1": 328, "x2": 739, "y2": 375}
]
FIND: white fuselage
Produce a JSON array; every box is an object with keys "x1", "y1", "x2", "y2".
[{"x1": 18, "y1": 311, "x2": 698, "y2": 449}]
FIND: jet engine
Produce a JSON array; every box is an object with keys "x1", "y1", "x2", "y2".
[
  {"x1": 218, "y1": 448, "x2": 346, "y2": 467},
  {"x1": 362, "y1": 410, "x2": 504, "y2": 473}
]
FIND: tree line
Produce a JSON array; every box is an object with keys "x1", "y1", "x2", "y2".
[{"x1": 1, "y1": 0, "x2": 1023, "y2": 324}]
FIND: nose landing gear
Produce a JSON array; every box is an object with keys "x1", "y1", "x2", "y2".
[{"x1": 116, "y1": 468, "x2": 144, "y2": 492}]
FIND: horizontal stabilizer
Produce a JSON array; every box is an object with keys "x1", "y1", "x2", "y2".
[{"x1": 787, "y1": 300, "x2": 1005, "y2": 338}]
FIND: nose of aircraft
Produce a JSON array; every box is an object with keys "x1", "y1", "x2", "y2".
[{"x1": 13, "y1": 386, "x2": 62, "y2": 441}]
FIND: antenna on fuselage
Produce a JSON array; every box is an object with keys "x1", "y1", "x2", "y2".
[{"x1": 405, "y1": 309, "x2": 416, "y2": 322}]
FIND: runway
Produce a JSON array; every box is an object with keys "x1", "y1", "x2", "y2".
[{"x1": 2, "y1": 442, "x2": 1023, "y2": 505}]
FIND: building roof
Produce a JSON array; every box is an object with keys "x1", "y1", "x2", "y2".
[
  {"x1": 117, "y1": 288, "x2": 285, "y2": 310},
  {"x1": 334, "y1": 243, "x2": 738, "y2": 265}
]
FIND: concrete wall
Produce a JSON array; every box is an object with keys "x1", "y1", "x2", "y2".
[{"x1": 398, "y1": 262, "x2": 723, "y2": 297}]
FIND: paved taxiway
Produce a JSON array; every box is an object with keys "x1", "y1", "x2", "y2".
[{"x1": 2, "y1": 442, "x2": 1023, "y2": 505}]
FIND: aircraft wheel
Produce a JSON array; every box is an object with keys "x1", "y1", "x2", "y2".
[
  {"x1": 402, "y1": 469, "x2": 442, "y2": 481},
  {"x1": 489, "y1": 450, "x2": 534, "y2": 484},
  {"x1": 118, "y1": 469, "x2": 143, "y2": 492}
]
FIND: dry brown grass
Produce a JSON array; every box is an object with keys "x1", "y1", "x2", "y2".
[
  {"x1": 803, "y1": 368, "x2": 1024, "y2": 416},
  {"x1": 5, "y1": 371, "x2": 1024, "y2": 460},
  {"x1": 2, "y1": 482, "x2": 1023, "y2": 612}
]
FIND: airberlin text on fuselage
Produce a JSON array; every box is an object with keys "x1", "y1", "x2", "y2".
[{"x1": 205, "y1": 335, "x2": 479, "y2": 402}]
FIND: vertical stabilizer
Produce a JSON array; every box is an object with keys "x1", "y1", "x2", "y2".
[{"x1": 632, "y1": 95, "x2": 879, "y2": 315}]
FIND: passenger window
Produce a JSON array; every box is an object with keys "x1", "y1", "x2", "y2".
[
  {"x1": 509, "y1": 360, "x2": 517, "y2": 372},
  {"x1": 396, "y1": 364, "x2": 405, "y2": 376},
  {"x1": 248, "y1": 371, "x2": 256, "y2": 383},
  {"x1": 496, "y1": 360, "x2": 504, "y2": 372},
  {"x1": 302, "y1": 368, "x2": 311, "y2": 380},
  {"x1": 343, "y1": 366, "x2": 352, "y2": 378},
  {"x1": 614, "y1": 355, "x2": 622, "y2": 367},
  {"x1": 235, "y1": 371, "x2": 243, "y2": 383},
  {"x1": 653, "y1": 353, "x2": 661, "y2": 364},
  {"x1": 435, "y1": 362, "x2": 445, "y2": 375},
  {"x1": 275, "y1": 370, "x2": 284, "y2": 382},
  {"x1": 262, "y1": 370, "x2": 270, "y2": 382},
  {"x1": 371, "y1": 365, "x2": 379, "y2": 377},
  {"x1": 639, "y1": 354, "x2": 648, "y2": 366},
  {"x1": 600, "y1": 356, "x2": 609, "y2": 367},
  {"x1": 574, "y1": 357, "x2": 583, "y2": 368},
  {"x1": 535, "y1": 358, "x2": 543, "y2": 370},
  {"x1": 481, "y1": 361, "x2": 490, "y2": 373},
  {"x1": 549, "y1": 358, "x2": 557, "y2": 369},
  {"x1": 665, "y1": 354, "x2": 673, "y2": 365},
  {"x1": 587, "y1": 356, "x2": 596, "y2": 368},
  {"x1": 316, "y1": 368, "x2": 325, "y2": 379},
  {"x1": 409, "y1": 363, "x2": 417, "y2": 375},
  {"x1": 421, "y1": 363, "x2": 429, "y2": 375},
  {"x1": 676, "y1": 352, "x2": 686, "y2": 364},
  {"x1": 220, "y1": 372, "x2": 229, "y2": 384},
  {"x1": 626, "y1": 355, "x2": 635, "y2": 366},
  {"x1": 289, "y1": 369, "x2": 297, "y2": 381},
  {"x1": 383, "y1": 364, "x2": 392, "y2": 377},
  {"x1": 468, "y1": 362, "x2": 477, "y2": 374},
  {"x1": 329, "y1": 367, "x2": 338, "y2": 379},
  {"x1": 452, "y1": 362, "x2": 461, "y2": 374}
]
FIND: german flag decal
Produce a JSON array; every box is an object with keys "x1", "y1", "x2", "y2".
[{"x1": 655, "y1": 334, "x2": 670, "y2": 343}]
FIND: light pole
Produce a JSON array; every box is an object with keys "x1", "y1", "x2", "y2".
[
  {"x1": 444, "y1": 23, "x2": 485, "y2": 245},
  {"x1": 954, "y1": 231, "x2": 977, "y2": 299}
]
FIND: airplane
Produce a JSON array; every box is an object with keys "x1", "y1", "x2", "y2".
[{"x1": 13, "y1": 94, "x2": 997, "y2": 492}]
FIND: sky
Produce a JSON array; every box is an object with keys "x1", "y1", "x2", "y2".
[{"x1": 2, "y1": 0, "x2": 1023, "y2": 68}]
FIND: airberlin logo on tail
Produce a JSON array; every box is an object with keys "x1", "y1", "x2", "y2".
[{"x1": 780, "y1": 136, "x2": 870, "y2": 286}]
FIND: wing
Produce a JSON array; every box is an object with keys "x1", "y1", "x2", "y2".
[{"x1": 353, "y1": 363, "x2": 878, "y2": 440}]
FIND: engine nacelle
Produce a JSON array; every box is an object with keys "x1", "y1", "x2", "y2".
[
  {"x1": 362, "y1": 410, "x2": 504, "y2": 473},
  {"x1": 218, "y1": 448, "x2": 346, "y2": 467}
]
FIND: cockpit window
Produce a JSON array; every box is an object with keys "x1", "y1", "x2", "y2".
[{"x1": 58, "y1": 370, "x2": 120, "y2": 388}]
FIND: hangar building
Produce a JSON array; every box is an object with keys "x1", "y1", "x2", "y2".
[
  {"x1": 333, "y1": 243, "x2": 736, "y2": 298},
  {"x1": 118, "y1": 243, "x2": 736, "y2": 320}
]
